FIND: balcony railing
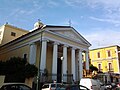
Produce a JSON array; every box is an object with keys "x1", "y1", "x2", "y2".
[
  {"x1": 98, "y1": 69, "x2": 103, "y2": 72},
  {"x1": 108, "y1": 68, "x2": 114, "y2": 72}
]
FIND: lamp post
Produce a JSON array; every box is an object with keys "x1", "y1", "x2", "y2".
[
  {"x1": 36, "y1": 29, "x2": 44, "y2": 90},
  {"x1": 61, "y1": 56, "x2": 64, "y2": 83}
]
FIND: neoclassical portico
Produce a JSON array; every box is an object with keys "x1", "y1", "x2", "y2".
[
  {"x1": 29, "y1": 37, "x2": 90, "y2": 82},
  {"x1": 28, "y1": 21, "x2": 91, "y2": 83}
]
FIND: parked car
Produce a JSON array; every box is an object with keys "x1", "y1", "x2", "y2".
[
  {"x1": 117, "y1": 83, "x2": 120, "y2": 87},
  {"x1": 79, "y1": 85, "x2": 90, "y2": 90},
  {"x1": 104, "y1": 83, "x2": 112, "y2": 89},
  {"x1": 67, "y1": 84, "x2": 89, "y2": 90},
  {"x1": 104, "y1": 82, "x2": 117, "y2": 90},
  {"x1": 42, "y1": 83, "x2": 65, "y2": 90},
  {"x1": 99, "y1": 81, "x2": 107, "y2": 90},
  {"x1": 0, "y1": 83, "x2": 32, "y2": 90},
  {"x1": 79, "y1": 78, "x2": 101, "y2": 90}
]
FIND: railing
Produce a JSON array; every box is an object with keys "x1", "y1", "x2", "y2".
[
  {"x1": 98, "y1": 69, "x2": 103, "y2": 72},
  {"x1": 62, "y1": 74, "x2": 73, "y2": 83},
  {"x1": 39, "y1": 73, "x2": 73, "y2": 83},
  {"x1": 47, "y1": 73, "x2": 57, "y2": 82},
  {"x1": 108, "y1": 68, "x2": 114, "y2": 72}
]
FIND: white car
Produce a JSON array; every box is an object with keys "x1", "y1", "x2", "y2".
[
  {"x1": 42, "y1": 83, "x2": 65, "y2": 90},
  {"x1": 0, "y1": 83, "x2": 32, "y2": 90},
  {"x1": 80, "y1": 78, "x2": 101, "y2": 90}
]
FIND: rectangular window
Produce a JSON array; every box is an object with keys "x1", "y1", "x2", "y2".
[
  {"x1": 97, "y1": 52, "x2": 100, "y2": 58},
  {"x1": 107, "y1": 50, "x2": 111, "y2": 57},
  {"x1": 11, "y1": 32, "x2": 16, "y2": 36},
  {"x1": 108, "y1": 63, "x2": 112, "y2": 71}
]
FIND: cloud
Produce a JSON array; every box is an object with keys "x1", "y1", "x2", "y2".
[
  {"x1": 89, "y1": 16, "x2": 120, "y2": 27},
  {"x1": 8, "y1": 9, "x2": 34, "y2": 18},
  {"x1": 63, "y1": 0, "x2": 88, "y2": 7},
  {"x1": 65, "y1": 0, "x2": 120, "y2": 9},
  {"x1": 88, "y1": 0, "x2": 120, "y2": 22},
  {"x1": 65, "y1": 0, "x2": 120, "y2": 24},
  {"x1": 47, "y1": 0, "x2": 59, "y2": 7},
  {"x1": 87, "y1": 0, "x2": 120, "y2": 10},
  {"x1": 84, "y1": 28, "x2": 120, "y2": 49},
  {"x1": 6, "y1": 0, "x2": 45, "y2": 19},
  {"x1": 8, "y1": 0, "x2": 59, "y2": 17},
  {"x1": 32, "y1": 0, "x2": 59, "y2": 8}
]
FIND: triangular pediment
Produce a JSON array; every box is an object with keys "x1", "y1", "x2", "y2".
[{"x1": 46, "y1": 27, "x2": 91, "y2": 46}]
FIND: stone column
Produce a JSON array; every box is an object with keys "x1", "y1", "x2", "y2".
[
  {"x1": 85, "y1": 51, "x2": 89, "y2": 70},
  {"x1": 29, "y1": 43, "x2": 37, "y2": 64},
  {"x1": 40, "y1": 40, "x2": 47, "y2": 71},
  {"x1": 79, "y1": 49, "x2": 83, "y2": 80},
  {"x1": 62, "y1": 45, "x2": 68, "y2": 82},
  {"x1": 71, "y1": 47, "x2": 76, "y2": 81},
  {"x1": 52, "y1": 42, "x2": 59, "y2": 80}
]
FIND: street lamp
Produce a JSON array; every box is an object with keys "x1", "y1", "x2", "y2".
[
  {"x1": 61, "y1": 56, "x2": 64, "y2": 83},
  {"x1": 60, "y1": 56, "x2": 64, "y2": 60},
  {"x1": 36, "y1": 28, "x2": 44, "y2": 90}
]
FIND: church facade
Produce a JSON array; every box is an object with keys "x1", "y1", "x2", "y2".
[{"x1": 0, "y1": 22, "x2": 91, "y2": 83}]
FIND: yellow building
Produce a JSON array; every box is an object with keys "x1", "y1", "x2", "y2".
[
  {"x1": 90, "y1": 45, "x2": 120, "y2": 73},
  {"x1": 0, "y1": 23, "x2": 29, "y2": 46},
  {"x1": 0, "y1": 21, "x2": 91, "y2": 83}
]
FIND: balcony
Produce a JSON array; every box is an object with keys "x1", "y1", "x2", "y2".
[
  {"x1": 108, "y1": 68, "x2": 114, "y2": 72},
  {"x1": 98, "y1": 69, "x2": 103, "y2": 72}
]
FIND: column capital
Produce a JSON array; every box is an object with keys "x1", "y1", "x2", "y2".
[
  {"x1": 40, "y1": 38, "x2": 49, "y2": 42},
  {"x1": 29, "y1": 42, "x2": 36, "y2": 46},
  {"x1": 78, "y1": 49, "x2": 84, "y2": 52},
  {"x1": 53, "y1": 42, "x2": 60, "y2": 45},
  {"x1": 63, "y1": 44, "x2": 69, "y2": 47},
  {"x1": 85, "y1": 50, "x2": 89, "y2": 53},
  {"x1": 71, "y1": 47, "x2": 77, "y2": 50}
]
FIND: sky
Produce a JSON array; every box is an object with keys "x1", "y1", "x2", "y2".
[{"x1": 1, "y1": 0, "x2": 120, "y2": 49}]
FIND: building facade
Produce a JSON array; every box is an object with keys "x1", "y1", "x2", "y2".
[
  {"x1": 0, "y1": 22, "x2": 91, "y2": 83},
  {"x1": 90, "y1": 45, "x2": 120, "y2": 73},
  {"x1": 0, "y1": 23, "x2": 29, "y2": 46}
]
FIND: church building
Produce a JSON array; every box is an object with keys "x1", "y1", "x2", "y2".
[{"x1": 0, "y1": 21, "x2": 91, "y2": 83}]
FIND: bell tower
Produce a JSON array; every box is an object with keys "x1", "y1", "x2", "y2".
[{"x1": 34, "y1": 19, "x2": 44, "y2": 29}]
